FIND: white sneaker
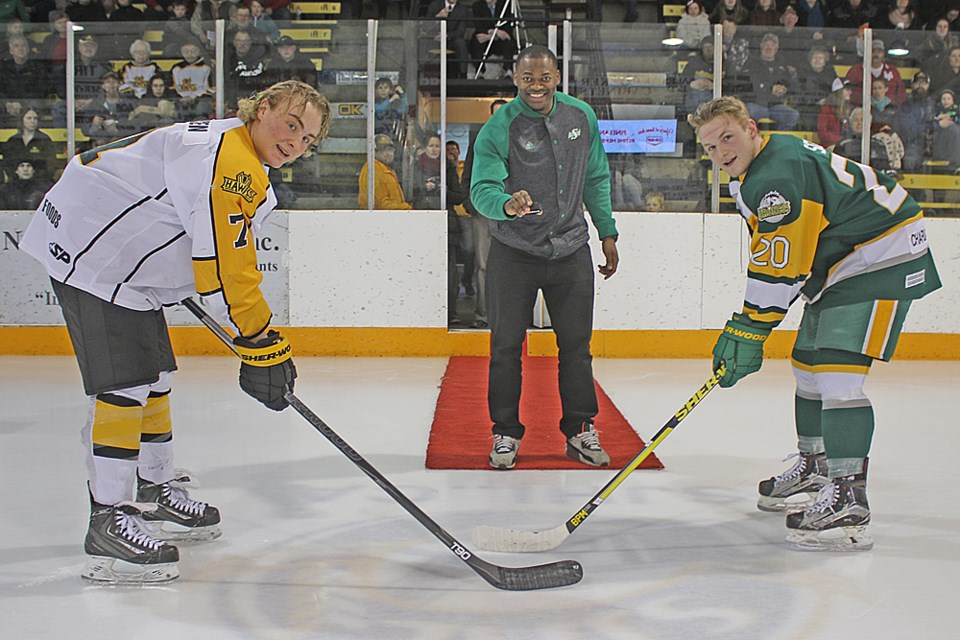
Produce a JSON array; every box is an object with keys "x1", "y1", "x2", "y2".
[
  {"x1": 566, "y1": 422, "x2": 610, "y2": 467},
  {"x1": 489, "y1": 435, "x2": 519, "y2": 470}
]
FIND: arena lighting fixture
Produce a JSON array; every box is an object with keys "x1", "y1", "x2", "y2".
[
  {"x1": 71, "y1": 24, "x2": 84, "y2": 31},
  {"x1": 662, "y1": 35, "x2": 684, "y2": 47},
  {"x1": 888, "y1": 39, "x2": 910, "y2": 57}
]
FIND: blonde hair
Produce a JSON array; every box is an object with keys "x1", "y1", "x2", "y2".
[
  {"x1": 687, "y1": 96, "x2": 751, "y2": 133},
  {"x1": 237, "y1": 80, "x2": 332, "y2": 146}
]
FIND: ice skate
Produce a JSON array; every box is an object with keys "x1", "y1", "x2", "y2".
[
  {"x1": 565, "y1": 421, "x2": 610, "y2": 467},
  {"x1": 82, "y1": 499, "x2": 180, "y2": 584},
  {"x1": 137, "y1": 474, "x2": 222, "y2": 542},
  {"x1": 757, "y1": 451, "x2": 829, "y2": 512},
  {"x1": 489, "y1": 435, "x2": 520, "y2": 470},
  {"x1": 785, "y1": 471, "x2": 873, "y2": 552}
]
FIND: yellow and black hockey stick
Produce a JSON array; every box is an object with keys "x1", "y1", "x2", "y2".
[
  {"x1": 182, "y1": 297, "x2": 583, "y2": 591},
  {"x1": 473, "y1": 364, "x2": 727, "y2": 553}
]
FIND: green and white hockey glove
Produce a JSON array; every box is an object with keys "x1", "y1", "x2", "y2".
[{"x1": 712, "y1": 315, "x2": 772, "y2": 388}]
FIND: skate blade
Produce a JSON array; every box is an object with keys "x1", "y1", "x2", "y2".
[
  {"x1": 82, "y1": 557, "x2": 180, "y2": 584},
  {"x1": 142, "y1": 520, "x2": 222, "y2": 543},
  {"x1": 785, "y1": 525, "x2": 874, "y2": 552}
]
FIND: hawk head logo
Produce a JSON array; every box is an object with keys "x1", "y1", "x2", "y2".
[
  {"x1": 221, "y1": 171, "x2": 258, "y2": 203},
  {"x1": 757, "y1": 190, "x2": 791, "y2": 224}
]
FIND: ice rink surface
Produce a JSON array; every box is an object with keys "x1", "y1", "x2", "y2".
[{"x1": 2, "y1": 355, "x2": 958, "y2": 639}]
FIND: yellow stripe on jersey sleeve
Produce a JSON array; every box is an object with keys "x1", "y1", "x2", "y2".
[{"x1": 203, "y1": 127, "x2": 273, "y2": 338}]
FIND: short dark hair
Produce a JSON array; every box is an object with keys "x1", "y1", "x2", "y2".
[
  {"x1": 515, "y1": 44, "x2": 557, "y2": 69},
  {"x1": 491, "y1": 98, "x2": 507, "y2": 113}
]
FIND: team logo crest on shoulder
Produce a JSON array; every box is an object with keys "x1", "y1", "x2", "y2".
[
  {"x1": 568, "y1": 128, "x2": 581, "y2": 140},
  {"x1": 757, "y1": 190, "x2": 791, "y2": 223},
  {"x1": 221, "y1": 171, "x2": 258, "y2": 202}
]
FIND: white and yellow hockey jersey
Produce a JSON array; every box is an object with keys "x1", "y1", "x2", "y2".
[{"x1": 21, "y1": 118, "x2": 278, "y2": 339}]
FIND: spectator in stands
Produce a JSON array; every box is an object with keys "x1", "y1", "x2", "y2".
[
  {"x1": 171, "y1": 40, "x2": 214, "y2": 120},
  {"x1": 2, "y1": 15, "x2": 26, "y2": 53},
  {"x1": 929, "y1": 45, "x2": 960, "y2": 95},
  {"x1": 128, "y1": 73, "x2": 178, "y2": 130},
  {"x1": 796, "y1": 0, "x2": 827, "y2": 28},
  {"x1": 833, "y1": 107, "x2": 901, "y2": 170},
  {"x1": 918, "y1": 18, "x2": 960, "y2": 77},
  {"x1": 52, "y1": 34, "x2": 112, "y2": 126},
  {"x1": 1, "y1": 105, "x2": 55, "y2": 181},
  {"x1": 710, "y1": 0, "x2": 749, "y2": 24},
  {"x1": 677, "y1": 1, "x2": 711, "y2": 50},
  {"x1": 897, "y1": 70, "x2": 935, "y2": 170},
  {"x1": 38, "y1": 11, "x2": 67, "y2": 92},
  {"x1": 721, "y1": 19, "x2": 749, "y2": 79},
  {"x1": 818, "y1": 77, "x2": 854, "y2": 148},
  {"x1": 461, "y1": 97, "x2": 506, "y2": 330},
  {"x1": 413, "y1": 132, "x2": 464, "y2": 325},
  {"x1": 749, "y1": 0, "x2": 781, "y2": 26},
  {"x1": 226, "y1": 29, "x2": 269, "y2": 109},
  {"x1": 250, "y1": 0, "x2": 281, "y2": 45},
  {"x1": 261, "y1": 0, "x2": 293, "y2": 22},
  {"x1": 0, "y1": 0, "x2": 28, "y2": 24},
  {"x1": 266, "y1": 35, "x2": 316, "y2": 86},
  {"x1": 682, "y1": 36, "x2": 718, "y2": 116},
  {"x1": 845, "y1": 39, "x2": 907, "y2": 106},
  {"x1": 776, "y1": 4, "x2": 816, "y2": 55},
  {"x1": 795, "y1": 45, "x2": 835, "y2": 129},
  {"x1": 107, "y1": 0, "x2": 147, "y2": 63},
  {"x1": 227, "y1": 3, "x2": 270, "y2": 58},
  {"x1": 110, "y1": 0, "x2": 144, "y2": 22},
  {"x1": 0, "y1": 160, "x2": 50, "y2": 210},
  {"x1": 192, "y1": 0, "x2": 234, "y2": 51},
  {"x1": 358, "y1": 133, "x2": 413, "y2": 210},
  {"x1": 79, "y1": 70, "x2": 136, "y2": 146},
  {"x1": 448, "y1": 139, "x2": 475, "y2": 302},
  {"x1": 928, "y1": 4, "x2": 960, "y2": 31},
  {"x1": 64, "y1": 0, "x2": 107, "y2": 24},
  {"x1": 0, "y1": 34, "x2": 53, "y2": 127},
  {"x1": 747, "y1": 33, "x2": 800, "y2": 130},
  {"x1": 871, "y1": 0, "x2": 919, "y2": 30},
  {"x1": 25, "y1": 0, "x2": 55, "y2": 24},
  {"x1": 163, "y1": 0, "x2": 196, "y2": 57},
  {"x1": 870, "y1": 75, "x2": 899, "y2": 133},
  {"x1": 374, "y1": 76, "x2": 408, "y2": 136},
  {"x1": 119, "y1": 39, "x2": 160, "y2": 100},
  {"x1": 932, "y1": 88, "x2": 960, "y2": 168},
  {"x1": 426, "y1": 0, "x2": 471, "y2": 79},
  {"x1": 828, "y1": 0, "x2": 877, "y2": 29},
  {"x1": 644, "y1": 191, "x2": 666, "y2": 212},
  {"x1": 469, "y1": 0, "x2": 515, "y2": 78}
]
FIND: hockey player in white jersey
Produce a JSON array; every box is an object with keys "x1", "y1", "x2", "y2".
[{"x1": 21, "y1": 80, "x2": 331, "y2": 584}]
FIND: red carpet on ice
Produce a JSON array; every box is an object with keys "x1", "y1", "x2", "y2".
[{"x1": 426, "y1": 355, "x2": 663, "y2": 471}]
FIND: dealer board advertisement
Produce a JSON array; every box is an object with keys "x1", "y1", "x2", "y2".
[{"x1": 0, "y1": 211, "x2": 290, "y2": 326}]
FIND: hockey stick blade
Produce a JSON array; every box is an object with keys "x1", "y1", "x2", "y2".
[
  {"x1": 181, "y1": 298, "x2": 583, "y2": 591},
  {"x1": 473, "y1": 365, "x2": 727, "y2": 553}
]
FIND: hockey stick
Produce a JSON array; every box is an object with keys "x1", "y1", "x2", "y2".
[
  {"x1": 473, "y1": 364, "x2": 727, "y2": 553},
  {"x1": 181, "y1": 297, "x2": 582, "y2": 591}
]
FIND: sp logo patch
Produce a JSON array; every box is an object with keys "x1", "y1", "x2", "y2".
[
  {"x1": 221, "y1": 171, "x2": 258, "y2": 203},
  {"x1": 757, "y1": 190, "x2": 791, "y2": 224},
  {"x1": 48, "y1": 242, "x2": 71, "y2": 264}
]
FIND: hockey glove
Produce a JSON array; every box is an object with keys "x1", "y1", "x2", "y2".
[
  {"x1": 712, "y1": 315, "x2": 772, "y2": 388},
  {"x1": 234, "y1": 331, "x2": 297, "y2": 411}
]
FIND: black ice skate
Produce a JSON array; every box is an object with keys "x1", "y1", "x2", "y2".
[
  {"x1": 785, "y1": 469, "x2": 873, "y2": 552},
  {"x1": 757, "y1": 451, "x2": 829, "y2": 512},
  {"x1": 82, "y1": 498, "x2": 180, "y2": 584},
  {"x1": 137, "y1": 474, "x2": 222, "y2": 542}
]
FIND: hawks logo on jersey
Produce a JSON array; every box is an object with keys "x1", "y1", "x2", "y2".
[
  {"x1": 757, "y1": 190, "x2": 791, "y2": 223},
  {"x1": 221, "y1": 172, "x2": 258, "y2": 202}
]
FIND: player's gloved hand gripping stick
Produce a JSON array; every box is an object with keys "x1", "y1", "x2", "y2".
[
  {"x1": 473, "y1": 364, "x2": 727, "y2": 553},
  {"x1": 234, "y1": 331, "x2": 297, "y2": 411},
  {"x1": 712, "y1": 314, "x2": 772, "y2": 388},
  {"x1": 181, "y1": 297, "x2": 583, "y2": 591}
]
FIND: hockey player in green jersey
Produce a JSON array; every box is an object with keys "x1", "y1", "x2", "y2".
[{"x1": 689, "y1": 96, "x2": 941, "y2": 551}]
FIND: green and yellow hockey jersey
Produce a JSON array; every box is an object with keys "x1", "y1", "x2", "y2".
[{"x1": 730, "y1": 134, "x2": 941, "y2": 326}]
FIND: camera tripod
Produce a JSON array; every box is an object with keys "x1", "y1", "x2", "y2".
[{"x1": 473, "y1": 0, "x2": 529, "y2": 80}]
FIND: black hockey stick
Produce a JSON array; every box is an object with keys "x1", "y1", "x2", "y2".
[
  {"x1": 473, "y1": 365, "x2": 727, "y2": 552},
  {"x1": 181, "y1": 297, "x2": 582, "y2": 591}
]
